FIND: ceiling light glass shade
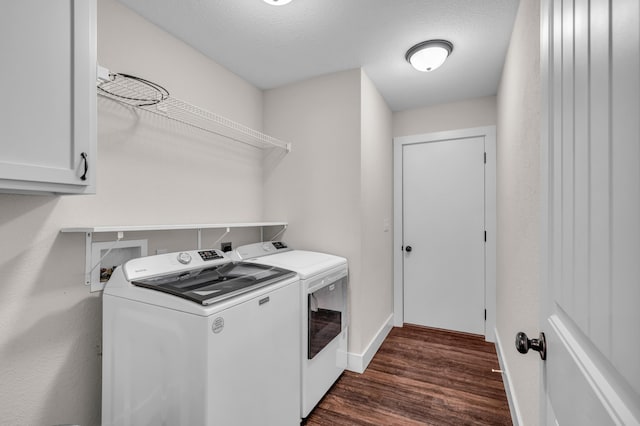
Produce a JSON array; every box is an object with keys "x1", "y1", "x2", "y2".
[
  {"x1": 406, "y1": 40, "x2": 454, "y2": 72},
  {"x1": 263, "y1": 0, "x2": 292, "y2": 5}
]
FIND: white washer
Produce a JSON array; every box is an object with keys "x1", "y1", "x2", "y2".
[
  {"x1": 102, "y1": 249, "x2": 301, "y2": 426},
  {"x1": 234, "y1": 242, "x2": 348, "y2": 418}
]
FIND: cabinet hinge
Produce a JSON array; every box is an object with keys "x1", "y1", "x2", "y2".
[
  {"x1": 484, "y1": 309, "x2": 487, "y2": 320},
  {"x1": 484, "y1": 230, "x2": 487, "y2": 242},
  {"x1": 484, "y1": 152, "x2": 487, "y2": 164}
]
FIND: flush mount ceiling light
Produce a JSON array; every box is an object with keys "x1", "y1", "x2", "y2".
[
  {"x1": 263, "y1": 0, "x2": 293, "y2": 5},
  {"x1": 405, "y1": 39, "x2": 454, "y2": 72}
]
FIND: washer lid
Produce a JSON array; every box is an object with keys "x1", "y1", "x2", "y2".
[
  {"x1": 132, "y1": 262, "x2": 295, "y2": 305},
  {"x1": 249, "y1": 250, "x2": 346, "y2": 279}
]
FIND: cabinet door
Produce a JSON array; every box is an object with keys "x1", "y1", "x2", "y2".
[{"x1": 0, "y1": 0, "x2": 96, "y2": 194}]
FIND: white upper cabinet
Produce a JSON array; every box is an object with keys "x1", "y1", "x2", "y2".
[{"x1": 0, "y1": 0, "x2": 97, "y2": 195}]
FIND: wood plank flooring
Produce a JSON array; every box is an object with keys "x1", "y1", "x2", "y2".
[{"x1": 304, "y1": 324, "x2": 512, "y2": 425}]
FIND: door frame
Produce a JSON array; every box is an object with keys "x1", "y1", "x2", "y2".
[{"x1": 393, "y1": 126, "x2": 497, "y2": 341}]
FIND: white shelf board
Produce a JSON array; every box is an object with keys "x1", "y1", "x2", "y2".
[{"x1": 61, "y1": 222, "x2": 288, "y2": 234}]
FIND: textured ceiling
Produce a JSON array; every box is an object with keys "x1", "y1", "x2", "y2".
[{"x1": 117, "y1": 0, "x2": 520, "y2": 112}]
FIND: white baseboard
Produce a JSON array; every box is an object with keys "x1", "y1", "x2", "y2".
[
  {"x1": 347, "y1": 314, "x2": 394, "y2": 374},
  {"x1": 494, "y1": 327, "x2": 523, "y2": 426}
]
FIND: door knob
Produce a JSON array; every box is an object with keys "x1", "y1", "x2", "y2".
[
  {"x1": 515, "y1": 331, "x2": 546, "y2": 360},
  {"x1": 405, "y1": 246, "x2": 412, "y2": 252}
]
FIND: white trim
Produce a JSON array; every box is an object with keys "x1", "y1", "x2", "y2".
[
  {"x1": 495, "y1": 327, "x2": 524, "y2": 426},
  {"x1": 484, "y1": 126, "x2": 497, "y2": 342},
  {"x1": 346, "y1": 314, "x2": 393, "y2": 374},
  {"x1": 393, "y1": 126, "x2": 497, "y2": 342},
  {"x1": 393, "y1": 137, "x2": 404, "y2": 326}
]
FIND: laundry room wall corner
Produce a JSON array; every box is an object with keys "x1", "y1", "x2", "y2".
[
  {"x1": 263, "y1": 69, "x2": 364, "y2": 352},
  {"x1": 263, "y1": 68, "x2": 394, "y2": 364},
  {"x1": 356, "y1": 70, "x2": 394, "y2": 368}
]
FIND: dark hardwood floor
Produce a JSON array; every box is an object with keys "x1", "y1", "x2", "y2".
[{"x1": 304, "y1": 324, "x2": 512, "y2": 425}]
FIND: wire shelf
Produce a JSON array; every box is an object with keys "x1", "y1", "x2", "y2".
[{"x1": 97, "y1": 72, "x2": 291, "y2": 152}]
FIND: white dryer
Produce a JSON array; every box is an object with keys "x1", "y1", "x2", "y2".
[
  {"x1": 234, "y1": 241, "x2": 348, "y2": 418},
  {"x1": 102, "y1": 249, "x2": 301, "y2": 426}
]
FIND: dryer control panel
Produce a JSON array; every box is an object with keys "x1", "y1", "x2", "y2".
[{"x1": 234, "y1": 241, "x2": 291, "y2": 260}]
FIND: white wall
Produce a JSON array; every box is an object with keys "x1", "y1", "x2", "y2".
[
  {"x1": 263, "y1": 69, "x2": 394, "y2": 360},
  {"x1": 393, "y1": 96, "x2": 497, "y2": 137},
  {"x1": 0, "y1": 0, "x2": 267, "y2": 424},
  {"x1": 262, "y1": 69, "x2": 362, "y2": 259},
  {"x1": 496, "y1": 0, "x2": 541, "y2": 424}
]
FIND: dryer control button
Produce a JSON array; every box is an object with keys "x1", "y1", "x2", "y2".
[{"x1": 177, "y1": 252, "x2": 192, "y2": 264}]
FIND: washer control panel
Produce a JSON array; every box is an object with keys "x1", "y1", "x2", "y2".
[
  {"x1": 198, "y1": 250, "x2": 224, "y2": 261},
  {"x1": 124, "y1": 249, "x2": 230, "y2": 281}
]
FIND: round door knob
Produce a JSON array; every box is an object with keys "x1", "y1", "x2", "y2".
[
  {"x1": 515, "y1": 331, "x2": 547, "y2": 360},
  {"x1": 405, "y1": 246, "x2": 412, "y2": 252}
]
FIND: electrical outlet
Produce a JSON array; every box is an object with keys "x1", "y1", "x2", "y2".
[{"x1": 221, "y1": 242, "x2": 232, "y2": 252}]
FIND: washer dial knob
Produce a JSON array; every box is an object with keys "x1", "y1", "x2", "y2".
[{"x1": 177, "y1": 252, "x2": 192, "y2": 264}]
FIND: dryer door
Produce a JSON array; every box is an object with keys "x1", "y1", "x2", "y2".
[{"x1": 308, "y1": 275, "x2": 346, "y2": 359}]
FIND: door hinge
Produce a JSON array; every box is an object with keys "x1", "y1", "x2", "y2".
[
  {"x1": 484, "y1": 309, "x2": 487, "y2": 320},
  {"x1": 484, "y1": 152, "x2": 487, "y2": 164},
  {"x1": 484, "y1": 230, "x2": 487, "y2": 242}
]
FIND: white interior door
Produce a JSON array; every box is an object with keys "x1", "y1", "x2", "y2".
[
  {"x1": 539, "y1": 0, "x2": 640, "y2": 423},
  {"x1": 402, "y1": 136, "x2": 485, "y2": 335}
]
